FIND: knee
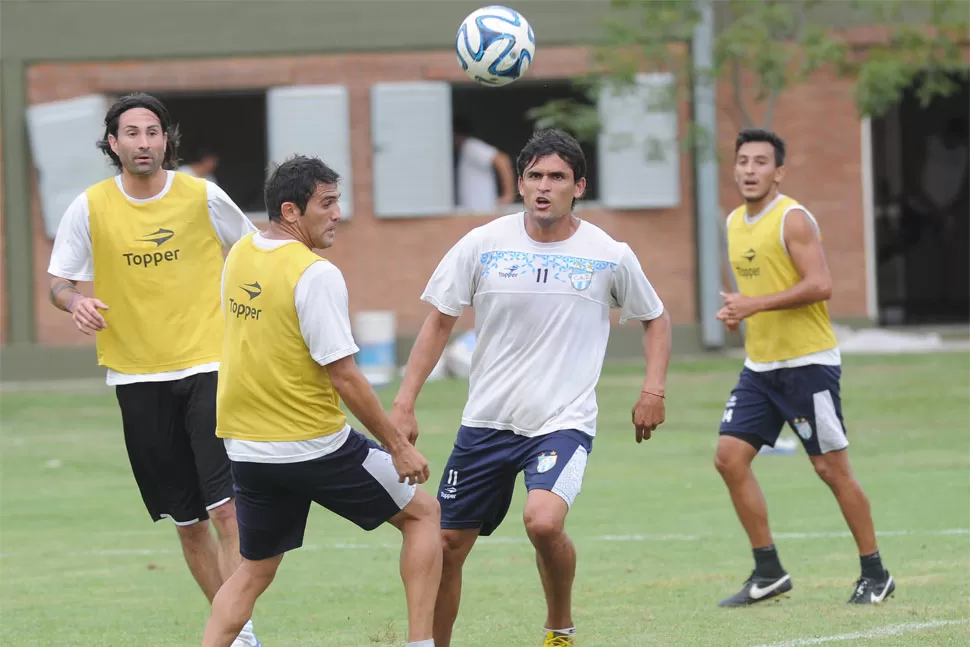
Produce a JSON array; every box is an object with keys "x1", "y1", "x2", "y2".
[
  {"x1": 714, "y1": 449, "x2": 743, "y2": 477},
  {"x1": 175, "y1": 520, "x2": 211, "y2": 545},
  {"x1": 523, "y1": 505, "x2": 565, "y2": 544},
  {"x1": 409, "y1": 489, "x2": 441, "y2": 526},
  {"x1": 813, "y1": 457, "x2": 849, "y2": 487},
  {"x1": 208, "y1": 500, "x2": 237, "y2": 532}
]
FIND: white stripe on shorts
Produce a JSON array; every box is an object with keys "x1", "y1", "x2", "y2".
[
  {"x1": 551, "y1": 446, "x2": 589, "y2": 508},
  {"x1": 362, "y1": 448, "x2": 417, "y2": 510},
  {"x1": 813, "y1": 389, "x2": 848, "y2": 454}
]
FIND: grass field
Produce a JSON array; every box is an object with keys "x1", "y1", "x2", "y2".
[{"x1": 1, "y1": 351, "x2": 968, "y2": 646}]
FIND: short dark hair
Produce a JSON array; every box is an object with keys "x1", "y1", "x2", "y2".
[
  {"x1": 97, "y1": 93, "x2": 181, "y2": 171},
  {"x1": 735, "y1": 128, "x2": 786, "y2": 167},
  {"x1": 264, "y1": 156, "x2": 341, "y2": 223},
  {"x1": 516, "y1": 129, "x2": 587, "y2": 181}
]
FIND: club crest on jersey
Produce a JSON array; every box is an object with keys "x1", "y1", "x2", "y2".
[
  {"x1": 793, "y1": 417, "x2": 813, "y2": 440},
  {"x1": 570, "y1": 271, "x2": 593, "y2": 291},
  {"x1": 536, "y1": 451, "x2": 558, "y2": 474}
]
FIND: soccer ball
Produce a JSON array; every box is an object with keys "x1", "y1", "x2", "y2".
[{"x1": 455, "y1": 5, "x2": 536, "y2": 87}]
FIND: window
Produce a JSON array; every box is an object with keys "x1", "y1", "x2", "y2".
[
  {"x1": 369, "y1": 74, "x2": 680, "y2": 218},
  {"x1": 153, "y1": 91, "x2": 268, "y2": 214},
  {"x1": 452, "y1": 79, "x2": 600, "y2": 204}
]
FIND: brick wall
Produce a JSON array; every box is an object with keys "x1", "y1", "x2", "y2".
[{"x1": 20, "y1": 45, "x2": 868, "y2": 346}]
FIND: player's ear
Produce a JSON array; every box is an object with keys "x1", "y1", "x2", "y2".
[
  {"x1": 518, "y1": 176, "x2": 525, "y2": 197},
  {"x1": 279, "y1": 201, "x2": 300, "y2": 223},
  {"x1": 573, "y1": 177, "x2": 587, "y2": 199},
  {"x1": 774, "y1": 165, "x2": 786, "y2": 185}
]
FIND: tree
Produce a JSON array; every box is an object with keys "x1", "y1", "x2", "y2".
[{"x1": 528, "y1": 0, "x2": 969, "y2": 148}]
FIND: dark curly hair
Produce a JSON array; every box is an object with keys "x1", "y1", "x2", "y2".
[{"x1": 96, "y1": 93, "x2": 181, "y2": 171}]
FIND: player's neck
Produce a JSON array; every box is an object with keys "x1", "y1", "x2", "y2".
[
  {"x1": 120, "y1": 169, "x2": 167, "y2": 200},
  {"x1": 263, "y1": 221, "x2": 312, "y2": 248},
  {"x1": 524, "y1": 211, "x2": 580, "y2": 244},
  {"x1": 744, "y1": 189, "x2": 780, "y2": 217}
]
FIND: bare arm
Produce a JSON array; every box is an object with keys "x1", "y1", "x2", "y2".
[
  {"x1": 492, "y1": 151, "x2": 516, "y2": 204},
  {"x1": 50, "y1": 276, "x2": 109, "y2": 334},
  {"x1": 754, "y1": 209, "x2": 832, "y2": 312},
  {"x1": 50, "y1": 277, "x2": 81, "y2": 312},
  {"x1": 720, "y1": 209, "x2": 832, "y2": 322},
  {"x1": 328, "y1": 355, "x2": 409, "y2": 453},
  {"x1": 394, "y1": 308, "x2": 459, "y2": 410},
  {"x1": 640, "y1": 309, "x2": 672, "y2": 396}
]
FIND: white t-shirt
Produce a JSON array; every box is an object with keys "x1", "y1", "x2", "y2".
[
  {"x1": 47, "y1": 171, "x2": 258, "y2": 386},
  {"x1": 222, "y1": 233, "x2": 359, "y2": 463},
  {"x1": 422, "y1": 212, "x2": 665, "y2": 437},
  {"x1": 457, "y1": 137, "x2": 499, "y2": 212}
]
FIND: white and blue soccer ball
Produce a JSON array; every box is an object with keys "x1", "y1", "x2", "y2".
[{"x1": 455, "y1": 5, "x2": 536, "y2": 87}]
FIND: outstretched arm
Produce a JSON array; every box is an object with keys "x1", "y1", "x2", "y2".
[{"x1": 392, "y1": 308, "x2": 459, "y2": 443}]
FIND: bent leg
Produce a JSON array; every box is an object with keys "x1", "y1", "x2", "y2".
[
  {"x1": 202, "y1": 554, "x2": 282, "y2": 647},
  {"x1": 523, "y1": 489, "x2": 574, "y2": 631},
  {"x1": 387, "y1": 488, "x2": 443, "y2": 644}
]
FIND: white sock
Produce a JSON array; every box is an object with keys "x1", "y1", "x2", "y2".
[
  {"x1": 230, "y1": 619, "x2": 258, "y2": 647},
  {"x1": 406, "y1": 641, "x2": 434, "y2": 647},
  {"x1": 545, "y1": 626, "x2": 576, "y2": 636}
]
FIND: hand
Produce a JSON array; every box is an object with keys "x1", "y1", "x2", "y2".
[
  {"x1": 632, "y1": 391, "x2": 666, "y2": 443},
  {"x1": 390, "y1": 443, "x2": 430, "y2": 485},
  {"x1": 716, "y1": 307, "x2": 741, "y2": 332},
  {"x1": 391, "y1": 401, "x2": 419, "y2": 446},
  {"x1": 719, "y1": 291, "x2": 760, "y2": 322},
  {"x1": 70, "y1": 296, "x2": 109, "y2": 335}
]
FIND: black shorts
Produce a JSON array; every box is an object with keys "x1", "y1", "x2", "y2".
[
  {"x1": 231, "y1": 428, "x2": 417, "y2": 561},
  {"x1": 719, "y1": 364, "x2": 849, "y2": 456},
  {"x1": 115, "y1": 371, "x2": 233, "y2": 525}
]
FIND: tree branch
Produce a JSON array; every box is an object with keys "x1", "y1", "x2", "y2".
[
  {"x1": 731, "y1": 59, "x2": 755, "y2": 128},
  {"x1": 762, "y1": 88, "x2": 780, "y2": 129}
]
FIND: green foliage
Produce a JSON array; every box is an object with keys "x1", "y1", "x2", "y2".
[{"x1": 528, "y1": 0, "x2": 969, "y2": 145}]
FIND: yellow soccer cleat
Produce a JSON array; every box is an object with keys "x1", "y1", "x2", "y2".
[{"x1": 542, "y1": 631, "x2": 577, "y2": 646}]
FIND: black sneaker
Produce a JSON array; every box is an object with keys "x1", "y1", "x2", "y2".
[
  {"x1": 847, "y1": 572, "x2": 895, "y2": 604},
  {"x1": 719, "y1": 572, "x2": 793, "y2": 607}
]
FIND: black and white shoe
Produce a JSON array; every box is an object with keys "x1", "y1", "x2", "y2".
[
  {"x1": 847, "y1": 572, "x2": 895, "y2": 604},
  {"x1": 719, "y1": 572, "x2": 793, "y2": 607}
]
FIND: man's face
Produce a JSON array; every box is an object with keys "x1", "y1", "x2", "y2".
[
  {"x1": 518, "y1": 153, "x2": 586, "y2": 226},
  {"x1": 108, "y1": 108, "x2": 167, "y2": 176},
  {"x1": 734, "y1": 141, "x2": 784, "y2": 203},
  {"x1": 289, "y1": 183, "x2": 341, "y2": 249}
]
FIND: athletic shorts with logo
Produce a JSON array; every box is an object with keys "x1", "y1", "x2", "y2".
[
  {"x1": 231, "y1": 429, "x2": 417, "y2": 561},
  {"x1": 438, "y1": 426, "x2": 592, "y2": 536},
  {"x1": 115, "y1": 371, "x2": 234, "y2": 526},
  {"x1": 719, "y1": 364, "x2": 848, "y2": 456}
]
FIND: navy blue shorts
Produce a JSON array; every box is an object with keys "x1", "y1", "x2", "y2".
[
  {"x1": 231, "y1": 429, "x2": 416, "y2": 561},
  {"x1": 719, "y1": 364, "x2": 849, "y2": 456},
  {"x1": 438, "y1": 426, "x2": 593, "y2": 536}
]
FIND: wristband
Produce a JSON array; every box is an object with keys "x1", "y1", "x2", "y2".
[
  {"x1": 66, "y1": 293, "x2": 82, "y2": 313},
  {"x1": 641, "y1": 390, "x2": 665, "y2": 399}
]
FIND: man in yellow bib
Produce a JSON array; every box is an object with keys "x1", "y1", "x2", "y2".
[
  {"x1": 714, "y1": 128, "x2": 894, "y2": 607},
  {"x1": 48, "y1": 93, "x2": 260, "y2": 646},
  {"x1": 201, "y1": 156, "x2": 441, "y2": 647}
]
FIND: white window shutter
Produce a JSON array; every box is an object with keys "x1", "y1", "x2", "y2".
[
  {"x1": 371, "y1": 82, "x2": 453, "y2": 218},
  {"x1": 597, "y1": 73, "x2": 680, "y2": 210},
  {"x1": 266, "y1": 85, "x2": 353, "y2": 219},
  {"x1": 26, "y1": 94, "x2": 115, "y2": 239}
]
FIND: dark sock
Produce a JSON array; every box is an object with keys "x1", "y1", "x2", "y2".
[
  {"x1": 860, "y1": 551, "x2": 886, "y2": 579},
  {"x1": 753, "y1": 545, "x2": 785, "y2": 578}
]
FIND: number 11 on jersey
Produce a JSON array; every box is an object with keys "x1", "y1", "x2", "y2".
[{"x1": 536, "y1": 268, "x2": 548, "y2": 283}]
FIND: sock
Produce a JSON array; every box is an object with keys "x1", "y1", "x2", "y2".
[
  {"x1": 544, "y1": 627, "x2": 576, "y2": 636},
  {"x1": 753, "y1": 545, "x2": 785, "y2": 578},
  {"x1": 230, "y1": 620, "x2": 257, "y2": 647},
  {"x1": 860, "y1": 550, "x2": 887, "y2": 579},
  {"x1": 406, "y1": 641, "x2": 434, "y2": 647}
]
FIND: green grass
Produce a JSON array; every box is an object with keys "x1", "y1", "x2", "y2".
[{"x1": 1, "y1": 352, "x2": 968, "y2": 646}]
